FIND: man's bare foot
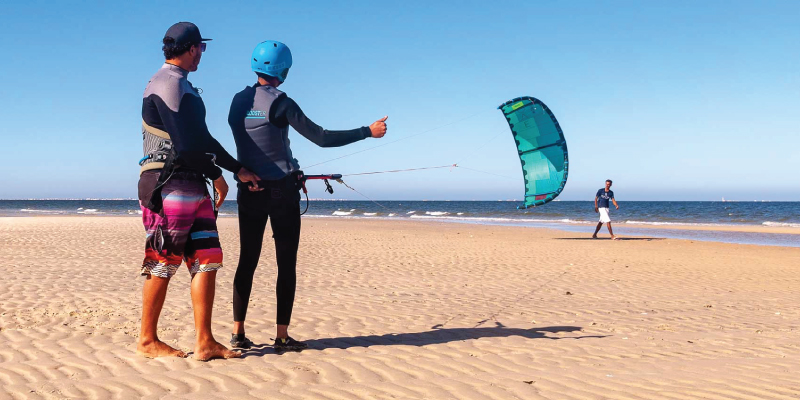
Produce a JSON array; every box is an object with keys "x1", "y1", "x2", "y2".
[
  {"x1": 137, "y1": 339, "x2": 188, "y2": 358},
  {"x1": 592, "y1": 235, "x2": 598, "y2": 239},
  {"x1": 195, "y1": 340, "x2": 241, "y2": 361},
  {"x1": 611, "y1": 235, "x2": 618, "y2": 240}
]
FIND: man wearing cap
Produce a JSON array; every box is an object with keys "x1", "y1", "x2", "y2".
[
  {"x1": 227, "y1": 40, "x2": 388, "y2": 351},
  {"x1": 137, "y1": 22, "x2": 261, "y2": 360}
]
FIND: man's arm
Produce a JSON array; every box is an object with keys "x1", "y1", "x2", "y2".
[
  {"x1": 612, "y1": 197, "x2": 619, "y2": 210},
  {"x1": 152, "y1": 95, "x2": 226, "y2": 179},
  {"x1": 594, "y1": 197, "x2": 599, "y2": 212},
  {"x1": 176, "y1": 95, "x2": 244, "y2": 175},
  {"x1": 153, "y1": 94, "x2": 260, "y2": 195},
  {"x1": 205, "y1": 136, "x2": 242, "y2": 174},
  {"x1": 272, "y1": 96, "x2": 371, "y2": 147}
]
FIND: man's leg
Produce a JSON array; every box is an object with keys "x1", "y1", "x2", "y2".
[
  {"x1": 137, "y1": 183, "x2": 188, "y2": 358},
  {"x1": 593, "y1": 222, "x2": 603, "y2": 238},
  {"x1": 607, "y1": 222, "x2": 616, "y2": 239},
  {"x1": 138, "y1": 275, "x2": 187, "y2": 358},
  {"x1": 191, "y1": 270, "x2": 240, "y2": 360},
  {"x1": 185, "y1": 193, "x2": 239, "y2": 361}
]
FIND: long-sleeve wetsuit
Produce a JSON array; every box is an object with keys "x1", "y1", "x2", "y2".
[
  {"x1": 228, "y1": 83, "x2": 369, "y2": 181},
  {"x1": 229, "y1": 83, "x2": 371, "y2": 327},
  {"x1": 142, "y1": 63, "x2": 242, "y2": 180},
  {"x1": 270, "y1": 96, "x2": 372, "y2": 147}
]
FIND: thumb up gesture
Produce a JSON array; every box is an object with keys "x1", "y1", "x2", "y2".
[{"x1": 369, "y1": 116, "x2": 388, "y2": 138}]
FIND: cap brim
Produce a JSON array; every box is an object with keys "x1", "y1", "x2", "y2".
[{"x1": 201, "y1": 38, "x2": 212, "y2": 41}]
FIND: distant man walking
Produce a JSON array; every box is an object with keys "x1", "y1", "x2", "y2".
[
  {"x1": 593, "y1": 179, "x2": 619, "y2": 239},
  {"x1": 137, "y1": 22, "x2": 260, "y2": 360}
]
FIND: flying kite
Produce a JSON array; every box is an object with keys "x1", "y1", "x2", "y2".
[{"x1": 499, "y1": 96, "x2": 569, "y2": 208}]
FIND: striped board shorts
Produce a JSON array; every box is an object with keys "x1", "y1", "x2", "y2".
[{"x1": 139, "y1": 174, "x2": 223, "y2": 278}]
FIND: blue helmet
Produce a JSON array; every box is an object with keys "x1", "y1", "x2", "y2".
[{"x1": 251, "y1": 41, "x2": 292, "y2": 82}]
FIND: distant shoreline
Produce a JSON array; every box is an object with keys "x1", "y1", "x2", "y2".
[
  {"x1": 5, "y1": 214, "x2": 798, "y2": 233},
  {"x1": 3, "y1": 215, "x2": 798, "y2": 248},
  {"x1": 1, "y1": 199, "x2": 799, "y2": 202},
  {"x1": 3, "y1": 200, "x2": 799, "y2": 247}
]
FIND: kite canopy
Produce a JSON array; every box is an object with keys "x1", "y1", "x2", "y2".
[{"x1": 499, "y1": 96, "x2": 568, "y2": 209}]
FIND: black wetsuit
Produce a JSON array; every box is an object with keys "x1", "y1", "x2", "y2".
[
  {"x1": 229, "y1": 83, "x2": 369, "y2": 325},
  {"x1": 141, "y1": 64, "x2": 242, "y2": 181}
]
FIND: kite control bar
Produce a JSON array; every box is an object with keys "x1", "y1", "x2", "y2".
[
  {"x1": 294, "y1": 171, "x2": 343, "y2": 214},
  {"x1": 297, "y1": 172, "x2": 343, "y2": 195}
]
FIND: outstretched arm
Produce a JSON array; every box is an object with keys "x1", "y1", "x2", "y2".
[{"x1": 273, "y1": 96, "x2": 386, "y2": 147}]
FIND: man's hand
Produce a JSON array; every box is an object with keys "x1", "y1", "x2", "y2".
[
  {"x1": 595, "y1": 207, "x2": 599, "y2": 213},
  {"x1": 369, "y1": 116, "x2": 388, "y2": 138},
  {"x1": 214, "y1": 176, "x2": 229, "y2": 209},
  {"x1": 615, "y1": 205, "x2": 619, "y2": 210},
  {"x1": 237, "y1": 168, "x2": 263, "y2": 192}
]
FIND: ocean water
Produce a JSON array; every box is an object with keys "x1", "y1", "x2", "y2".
[{"x1": 2, "y1": 200, "x2": 798, "y2": 247}]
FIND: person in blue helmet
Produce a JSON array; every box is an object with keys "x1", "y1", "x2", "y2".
[{"x1": 228, "y1": 40, "x2": 388, "y2": 351}]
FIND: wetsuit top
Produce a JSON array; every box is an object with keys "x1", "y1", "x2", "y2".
[
  {"x1": 142, "y1": 63, "x2": 242, "y2": 180},
  {"x1": 228, "y1": 83, "x2": 371, "y2": 181},
  {"x1": 596, "y1": 189, "x2": 614, "y2": 208}
]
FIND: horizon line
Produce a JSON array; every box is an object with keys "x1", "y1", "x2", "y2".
[{"x1": 1, "y1": 199, "x2": 797, "y2": 203}]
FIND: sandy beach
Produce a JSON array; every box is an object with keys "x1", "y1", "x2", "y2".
[
  {"x1": 611, "y1": 222, "x2": 800, "y2": 235},
  {"x1": 1, "y1": 216, "x2": 799, "y2": 399}
]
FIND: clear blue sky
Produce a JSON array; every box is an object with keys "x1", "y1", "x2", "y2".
[{"x1": 1, "y1": 0, "x2": 798, "y2": 201}]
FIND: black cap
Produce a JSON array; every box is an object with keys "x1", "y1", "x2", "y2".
[{"x1": 164, "y1": 22, "x2": 212, "y2": 46}]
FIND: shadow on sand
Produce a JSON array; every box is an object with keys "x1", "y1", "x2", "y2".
[
  {"x1": 556, "y1": 237, "x2": 665, "y2": 241},
  {"x1": 241, "y1": 323, "x2": 608, "y2": 357}
]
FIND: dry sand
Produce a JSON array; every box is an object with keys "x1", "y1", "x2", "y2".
[{"x1": 1, "y1": 216, "x2": 799, "y2": 399}]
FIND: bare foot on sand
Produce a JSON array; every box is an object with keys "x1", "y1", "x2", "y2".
[
  {"x1": 592, "y1": 235, "x2": 598, "y2": 239},
  {"x1": 611, "y1": 235, "x2": 618, "y2": 240},
  {"x1": 137, "y1": 339, "x2": 188, "y2": 358},
  {"x1": 195, "y1": 340, "x2": 241, "y2": 361}
]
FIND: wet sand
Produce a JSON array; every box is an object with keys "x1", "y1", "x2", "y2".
[{"x1": 613, "y1": 222, "x2": 800, "y2": 235}]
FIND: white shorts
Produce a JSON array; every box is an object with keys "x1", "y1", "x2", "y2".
[{"x1": 598, "y1": 207, "x2": 611, "y2": 223}]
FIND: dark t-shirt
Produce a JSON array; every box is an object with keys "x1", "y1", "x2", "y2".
[{"x1": 596, "y1": 189, "x2": 614, "y2": 208}]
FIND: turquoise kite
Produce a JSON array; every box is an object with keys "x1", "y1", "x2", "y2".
[{"x1": 499, "y1": 96, "x2": 568, "y2": 208}]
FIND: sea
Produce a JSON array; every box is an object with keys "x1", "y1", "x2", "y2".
[{"x1": 2, "y1": 200, "x2": 798, "y2": 248}]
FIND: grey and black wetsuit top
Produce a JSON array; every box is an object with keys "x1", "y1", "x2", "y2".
[
  {"x1": 141, "y1": 63, "x2": 242, "y2": 180},
  {"x1": 228, "y1": 83, "x2": 371, "y2": 181}
]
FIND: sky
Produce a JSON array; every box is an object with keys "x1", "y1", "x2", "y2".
[{"x1": 1, "y1": 0, "x2": 798, "y2": 201}]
